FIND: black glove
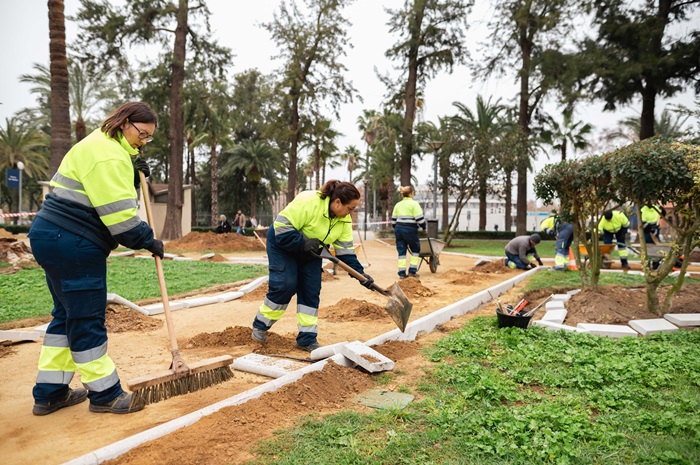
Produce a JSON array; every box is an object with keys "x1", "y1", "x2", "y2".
[
  {"x1": 135, "y1": 158, "x2": 151, "y2": 178},
  {"x1": 529, "y1": 262, "x2": 537, "y2": 268},
  {"x1": 537, "y1": 258, "x2": 544, "y2": 266},
  {"x1": 302, "y1": 238, "x2": 322, "y2": 253},
  {"x1": 360, "y1": 273, "x2": 375, "y2": 290},
  {"x1": 148, "y1": 239, "x2": 164, "y2": 259}
]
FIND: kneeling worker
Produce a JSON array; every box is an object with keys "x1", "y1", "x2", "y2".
[
  {"x1": 505, "y1": 234, "x2": 543, "y2": 270},
  {"x1": 598, "y1": 210, "x2": 630, "y2": 270}
]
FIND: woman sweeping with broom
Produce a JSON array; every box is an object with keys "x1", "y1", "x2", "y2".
[{"x1": 28, "y1": 102, "x2": 162, "y2": 415}]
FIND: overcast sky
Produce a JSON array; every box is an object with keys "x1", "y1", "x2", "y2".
[{"x1": 1, "y1": 1, "x2": 697, "y2": 195}]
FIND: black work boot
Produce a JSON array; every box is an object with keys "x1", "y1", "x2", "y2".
[
  {"x1": 621, "y1": 258, "x2": 630, "y2": 270},
  {"x1": 89, "y1": 392, "x2": 144, "y2": 414},
  {"x1": 32, "y1": 387, "x2": 88, "y2": 416},
  {"x1": 296, "y1": 342, "x2": 322, "y2": 352}
]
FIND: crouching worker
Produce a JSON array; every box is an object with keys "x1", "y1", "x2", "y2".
[
  {"x1": 505, "y1": 234, "x2": 543, "y2": 270},
  {"x1": 251, "y1": 180, "x2": 376, "y2": 352},
  {"x1": 599, "y1": 210, "x2": 630, "y2": 270}
]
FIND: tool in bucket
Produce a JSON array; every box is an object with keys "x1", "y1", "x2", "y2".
[
  {"x1": 522, "y1": 294, "x2": 554, "y2": 317},
  {"x1": 316, "y1": 246, "x2": 413, "y2": 332},
  {"x1": 126, "y1": 171, "x2": 234, "y2": 405}
]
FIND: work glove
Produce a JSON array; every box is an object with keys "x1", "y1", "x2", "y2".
[
  {"x1": 529, "y1": 262, "x2": 537, "y2": 269},
  {"x1": 360, "y1": 273, "x2": 375, "y2": 290},
  {"x1": 537, "y1": 258, "x2": 544, "y2": 266},
  {"x1": 302, "y1": 238, "x2": 322, "y2": 253},
  {"x1": 147, "y1": 239, "x2": 164, "y2": 259},
  {"x1": 135, "y1": 158, "x2": 151, "y2": 178}
]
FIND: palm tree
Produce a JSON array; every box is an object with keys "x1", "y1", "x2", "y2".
[
  {"x1": 451, "y1": 96, "x2": 509, "y2": 230},
  {"x1": 0, "y1": 118, "x2": 49, "y2": 212},
  {"x1": 302, "y1": 118, "x2": 341, "y2": 189},
  {"x1": 48, "y1": 0, "x2": 72, "y2": 177},
  {"x1": 607, "y1": 108, "x2": 691, "y2": 144},
  {"x1": 542, "y1": 109, "x2": 593, "y2": 161},
  {"x1": 221, "y1": 139, "x2": 283, "y2": 218},
  {"x1": 340, "y1": 145, "x2": 360, "y2": 183}
]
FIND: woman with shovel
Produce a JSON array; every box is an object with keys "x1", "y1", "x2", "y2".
[{"x1": 251, "y1": 180, "x2": 376, "y2": 352}]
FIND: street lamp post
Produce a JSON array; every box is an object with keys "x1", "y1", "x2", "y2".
[
  {"x1": 427, "y1": 141, "x2": 443, "y2": 222},
  {"x1": 17, "y1": 161, "x2": 24, "y2": 221},
  {"x1": 364, "y1": 130, "x2": 376, "y2": 240}
]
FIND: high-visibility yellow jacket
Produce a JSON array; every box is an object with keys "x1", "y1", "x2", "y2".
[
  {"x1": 37, "y1": 128, "x2": 155, "y2": 254},
  {"x1": 540, "y1": 216, "x2": 557, "y2": 236},
  {"x1": 272, "y1": 190, "x2": 362, "y2": 270},
  {"x1": 392, "y1": 197, "x2": 427, "y2": 230},
  {"x1": 641, "y1": 205, "x2": 662, "y2": 225},
  {"x1": 598, "y1": 210, "x2": 630, "y2": 234}
]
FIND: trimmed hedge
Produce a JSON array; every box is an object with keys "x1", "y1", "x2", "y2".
[
  {"x1": 0, "y1": 224, "x2": 30, "y2": 234},
  {"x1": 376, "y1": 228, "x2": 554, "y2": 241}
]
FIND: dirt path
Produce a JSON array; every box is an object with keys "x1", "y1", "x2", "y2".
[{"x1": 3, "y1": 236, "x2": 699, "y2": 465}]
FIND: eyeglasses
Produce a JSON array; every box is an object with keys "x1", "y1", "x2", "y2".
[{"x1": 129, "y1": 121, "x2": 153, "y2": 143}]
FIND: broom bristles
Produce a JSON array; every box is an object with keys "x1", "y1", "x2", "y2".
[{"x1": 132, "y1": 366, "x2": 234, "y2": 405}]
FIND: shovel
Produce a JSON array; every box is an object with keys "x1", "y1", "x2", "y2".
[{"x1": 316, "y1": 246, "x2": 413, "y2": 332}]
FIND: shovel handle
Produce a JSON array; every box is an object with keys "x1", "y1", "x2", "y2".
[{"x1": 316, "y1": 247, "x2": 390, "y2": 296}]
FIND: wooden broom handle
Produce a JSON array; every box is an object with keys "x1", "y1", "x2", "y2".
[{"x1": 139, "y1": 171, "x2": 186, "y2": 369}]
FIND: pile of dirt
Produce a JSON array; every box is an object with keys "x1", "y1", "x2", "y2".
[
  {"x1": 321, "y1": 270, "x2": 339, "y2": 281},
  {"x1": 321, "y1": 298, "x2": 386, "y2": 321},
  {"x1": 186, "y1": 325, "x2": 299, "y2": 355},
  {"x1": 200, "y1": 253, "x2": 229, "y2": 262},
  {"x1": 557, "y1": 285, "x2": 700, "y2": 327},
  {"x1": 398, "y1": 277, "x2": 434, "y2": 297},
  {"x1": 240, "y1": 282, "x2": 268, "y2": 302},
  {"x1": 438, "y1": 268, "x2": 486, "y2": 286},
  {"x1": 372, "y1": 340, "x2": 420, "y2": 361},
  {"x1": 107, "y1": 361, "x2": 374, "y2": 465},
  {"x1": 0, "y1": 345, "x2": 15, "y2": 359},
  {"x1": 470, "y1": 259, "x2": 518, "y2": 274},
  {"x1": 0, "y1": 240, "x2": 36, "y2": 274},
  {"x1": 166, "y1": 231, "x2": 265, "y2": 253},
  {"x1": 105, "y1": 305, "x2": 163, "y2": 333}
]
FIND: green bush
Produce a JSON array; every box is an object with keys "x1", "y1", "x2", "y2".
[{"x1": 0, "y1": 224, "x2": 31, "y2": 234}]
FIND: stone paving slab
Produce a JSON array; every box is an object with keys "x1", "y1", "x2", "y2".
[
  {"x1": 545, "y1": 301, "x2": 566, "y2": 311},
  {"x1": 629, "y1": 318, "x2": 679, "y2": 336},
  {"x1": 532, "y1": 320, "x2": 590, "y2": 333},
  {"x1": 231, "y1": 353, "x2": 309, "y2": 378},
  {"x1": 0, "y1": 330, "x2": 42, "y2": 342},
  {"x1": 337, "y1": 341, "x2": 394, "y2": 373},
  {"x1": 664, "y1": 314, "x2": 700, "y2": 327},
  {"x1": 551, "y1": 294, "x2": 571, "y2": 302},
  {"x1": 541, "y1": 309, "x2": 567, "y2": 325},
  {"x1": 576, "y1": 323, "x2": 638, "y2": 338},
  {"x1": 354, "y1": 389, "x2": 414, "y2": 410},
  {"x1": 310, "y1": 341, "x2": 348, "y2": 361}
]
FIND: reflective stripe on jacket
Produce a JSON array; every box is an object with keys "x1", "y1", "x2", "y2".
[
  {"x1": 392, "y1": 197, "x2": 427, "y2": 230},
  {"x1": 273, "y1": 190, "x2": 356, "y2": 256},
  {"x1": 598, "y1": 211, "x2": 630, "y2": 233}
]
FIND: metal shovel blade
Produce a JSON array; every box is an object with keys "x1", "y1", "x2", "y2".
[{"x1": 384, "y1": 282, "x2": 413, "y2": 332}]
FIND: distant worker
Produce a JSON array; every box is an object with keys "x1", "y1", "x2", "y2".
[
  {"x1": 391, "y1": 185, "x2": 427, "y2": 278},
  {"x1": 598, "y1": 210, "x2": 630, "y2": 270},
  {"x1": 505, "y1": 234, "x2": 544, "y2": 270},
  {"x1": 216, "y1": 214, "x2": 231, "y2": 234},
  {"x1": 540, "y1": 210, "x2": 573, "y2": 271},
  {"x1": 640, "y1": 204, "x2": 665, "y2": 244},
  {"x1": 251, "y1": 180, "x2": 375, "y2": 352},
  {"x1": 28, "y1": 102, "x2": 163, "y2": 416}
]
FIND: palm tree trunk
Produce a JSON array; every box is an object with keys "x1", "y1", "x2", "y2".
[
  {"x1": 48, "y1": 0, "x2": 72, "y2": 177},
  {"x1": 516, "y1": 27, "x2": 532, "y2": 236},
  {"x1": 161, "y1": 0, "x2": 188, "y2": 240}
]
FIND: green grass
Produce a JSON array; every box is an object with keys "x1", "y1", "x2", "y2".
[
  {"x1": 0, "y1": 257, "x2": 267, "y2": 323},
  {"x1": 249, "y1": 318, "x2": 700, "y2": 465}
]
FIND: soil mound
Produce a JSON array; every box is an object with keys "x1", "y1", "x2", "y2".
[
  {"x1": 438, "y1": 268, "x2": 485, "y2": 286},
  {"x1": 107, "y1": 361, "x2": 374, "y2": 465},
  {"x1": 167, "y1": 231, "x2": 265, "y2": 253},
  {"x1": 200, "y1": 253, "x2": 229, "y2": 262},
  {"x1": 398, "y1": 277, "x2": 434, "y2": 297},
  {"x1": 0, "y1": 228, "x2": 17, "y2": 240},
  {"x1": 105, "y1": 305, "x2": 163, "y2": 333},
  {"x1": 240, "y1": 282, "x2": 268, "y2": 302},
  {"x1": 470, "y1": 259, "x2": 517, "y2": 274},
  {"x1": 0, "y1": 345, "x2": 15, "y2": 358},
  {"x1": 186, "y1": 325, "x2": 298, "y2": 354},
  {"x1": 321, "y1": 298, "x2": 386, "y2": 321},
  {"x1": 321, "y1": 270, "x2": 339, "y2": 281},
  {"x1": 373, "y1": 340, "x2": 420, "y2": 361},
  {"x1": 0, "y1": 240, "x2": 36, "y2": 274},
  {"x1": 560, "y1": 285, "x2": 700, "y2": 326}
]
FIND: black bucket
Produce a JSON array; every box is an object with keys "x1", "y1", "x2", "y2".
[{"x1": 496, "y1": 309, "x2": 533, "y2": 329}]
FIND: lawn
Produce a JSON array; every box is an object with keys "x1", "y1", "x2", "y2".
[
  {"x1": 0, "y1": 257, "x2": 267, "y2": 323},
  {"x1": 252, "y1": 317, "x2": 700, "y2": 465}
]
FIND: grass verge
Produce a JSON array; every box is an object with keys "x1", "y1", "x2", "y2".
[
  {"x1": 251, "y1": 318, "x2": 700, "y2": 465},
  {"x1": 0, "y1": 257, "x2": 267, "y2": 323}
]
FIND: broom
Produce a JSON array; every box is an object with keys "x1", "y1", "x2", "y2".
[{"x1": 127, "y1": 171, "x2": 234, "y2": 405}]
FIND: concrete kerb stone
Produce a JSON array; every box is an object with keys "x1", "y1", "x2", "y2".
[
  {"x1": 629, "y1": 318, "x2": 679, "y2": 336},
  {"x1": 0, "y1": 330, "x2": 42, "y2": 342},
  {"x1": 107, "y1": 293, "x2": 148, "y2": 316},
  {"x1": 231, "y1": 353, "x2": 311, "y2": 378},
  {"x1": 337, "y1": 341, "x2": 395, "y2": 372}
]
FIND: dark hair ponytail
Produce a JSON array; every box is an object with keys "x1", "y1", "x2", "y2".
[{"x1": 319, "y1": 180, "x2": 360, "y2": 204}]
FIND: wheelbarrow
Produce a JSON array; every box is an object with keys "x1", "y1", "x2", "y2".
[
  {"x1": 622, "y1": 243, "x2": 680, "y2": 270},
  {"x1": 578, "y1": 243, "x2": 616, "y2": 269},
  {"x1": 416, "y1": 237, "x2": 446, "y2": 273}
]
